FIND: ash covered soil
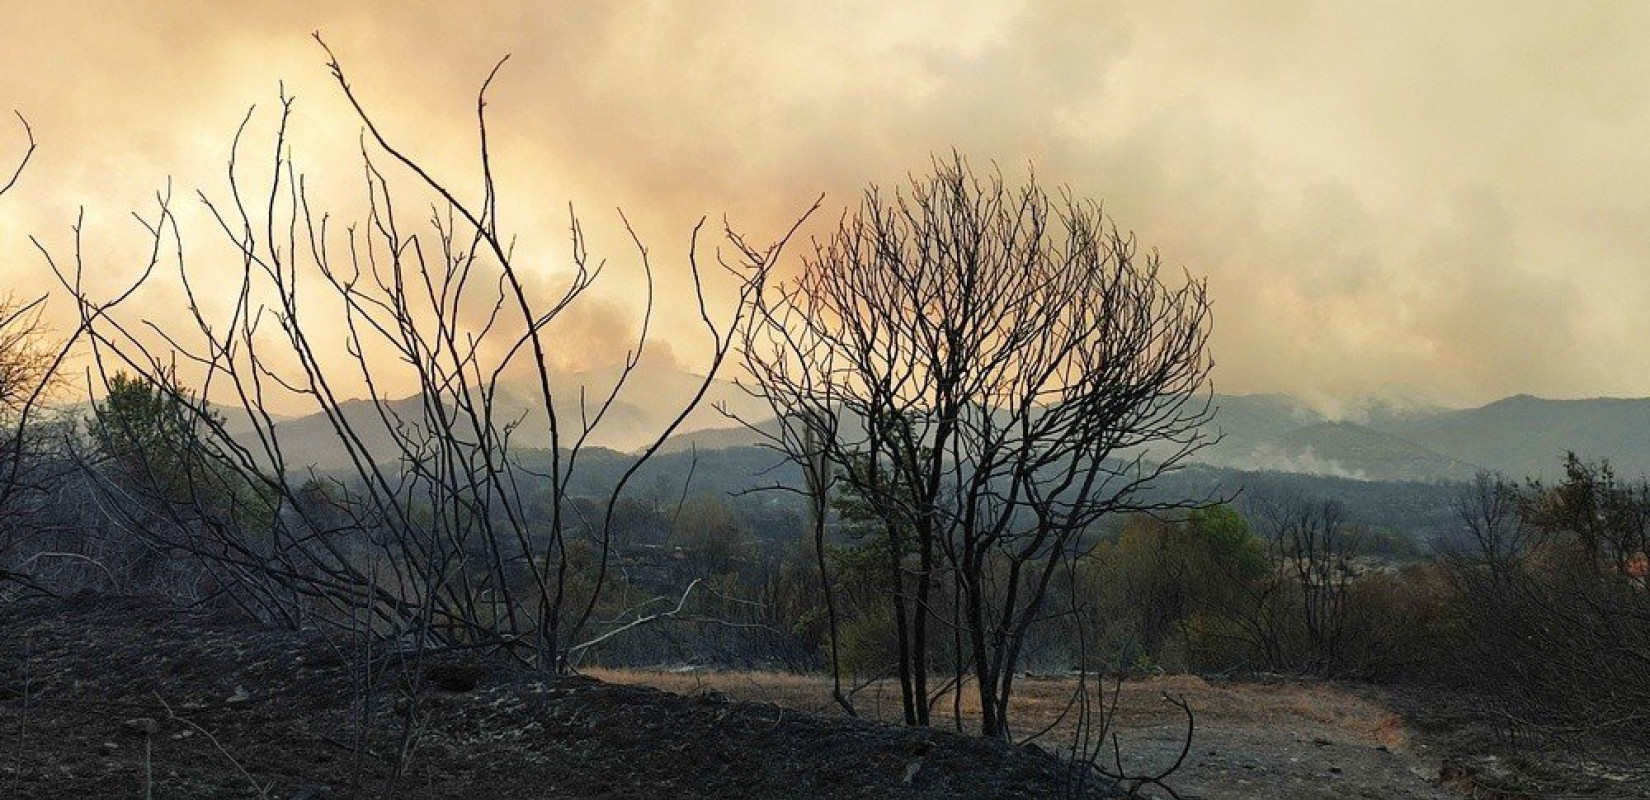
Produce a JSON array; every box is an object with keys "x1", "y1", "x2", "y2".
[
  {"x1": 7, "y1": 594, "x2": 1638, "y2": 799},
  {"x1": 0, "y1": 594, "x2": 1117, "y2": 799}
]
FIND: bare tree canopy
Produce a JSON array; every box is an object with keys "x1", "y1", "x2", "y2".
[
  {"x1": 0, "y1": 112, "x2": 87, "y2": 599},
  {"x1": 37, "y1": 40, "x2": 810, "y2": 670},
  {"x1": 736, "y1": 154, "x2": 1215, "y2": 737},
  {"x1": 1, "y1": 111, "x2": 32, "y2": 199},
  {"x1": 0, "y1": 295, "x2": 53, "y2": 422}
]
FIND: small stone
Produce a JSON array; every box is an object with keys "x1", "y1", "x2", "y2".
[
  {"x1": 97, "y1": 742, "x2": 120, "y2": 756},
  {"x1": 122, "y1": 718, "x2": 160, "y2": 737}
]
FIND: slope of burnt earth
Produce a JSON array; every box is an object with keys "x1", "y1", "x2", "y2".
[{"x1": 0, "y1": 593, "x2": 1117, "y2": 799}]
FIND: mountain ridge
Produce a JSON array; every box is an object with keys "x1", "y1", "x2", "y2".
[
  {"x1": 648, "y1": 390, "x2": 1650, "y2": 484},
  {"x1": 173, "y1": 366, "x2": 1650, "y2": 483}
]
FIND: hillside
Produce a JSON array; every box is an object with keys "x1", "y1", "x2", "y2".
[
  {"x1": 1201, "y1": 392, "x2": 1650, "y2": 483},
  {"x1": 657, "y1": 420, "x2": 776, "y2": 454},
  {"x1": 1270, "y1": 422, "x2": 1476, "y2": 482},
  {"x1": 214, "y1": 365, "x2": 769, "y2": 472},
  {"x1": 1378, "y1": 394, "x2": 1650, "y2": 481},
  {"x1": 213, "y1": 385, "x2": 1650, "y2": 491},
  {"x1": 1201, "y1": 393, "x2": 1327, "y2": 462}
]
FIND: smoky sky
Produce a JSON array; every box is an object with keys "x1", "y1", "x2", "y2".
[{"x1": 4, "y1": 1, "x2": 1650, "y2": 411}]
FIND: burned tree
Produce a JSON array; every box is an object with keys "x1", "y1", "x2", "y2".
[
  {"x1": 0, "y1": 113, "x2": 88, "y2": 597},
  {"x1": 1254, "y1": 496, "x2": 1359, "y2": 675},
  {"x1": 40, "y1": 41, "x2": 806, "y2": 669},
  {"x1": 739, "y1": 155, "x2": 1215, "y2": 738},
  {"x1": 0, "y1": 292, "x2": 68, "y2": 596},
  {"x1": 1443, "y1": 459, "x2": 1650, "y2": 732},
  {"x1": 1, "y1": 111, "x2": 30, "y2": 198},
  {"x1": 0, "y1": 115, "x2": 44, "y2": 452}
]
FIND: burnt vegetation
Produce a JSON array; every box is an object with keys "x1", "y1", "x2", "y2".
[{"x1": 1, "y1": 43, "x2": 1647, "y2": 800}]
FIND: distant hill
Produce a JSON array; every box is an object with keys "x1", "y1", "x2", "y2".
[
  {"x1": 658, "y1": 391, "x2": 1650, "y2": 485},
  {"x1": 1377, "y1": 394, "x2": 1650, "y2": 481},
  {"x1": 1197, "y1": 394, "x2": 1325, "y2": 470},
  {"x1": 1168, "y1": 394, "x2": 1449, "y2": 480},
  {"x1": 506, "y1": 445, "x2": 1465, "y2": 544},
  {"x1": 1199, "y1": 392, "x2": 1650, "y2": 483},
  {"x1": 194, "y1": 371, "x2": 1650, "y2": 485},
  {"x1": 1210, "y1": 394, "x2": 1326, "y2": 446},
  {"x1": 223, "y1": 394, "x2": 446, "y2": 474},
  {"x1": 657, "y1": 420, "x2": 776, "y2": 454},
  {"x1": 1270, "y1": 421, "x2": 1476, "y2": 482},
  {"x1": 206, "y1": 363, "x2": 775, "y2": 472},
  {"x1": 199, "y1": 386, "x2": 1638, "y2": 541}
]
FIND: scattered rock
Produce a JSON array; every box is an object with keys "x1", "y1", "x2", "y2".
[{"x1": 122, "y1": 718, "x2": 159, "y2": 737}]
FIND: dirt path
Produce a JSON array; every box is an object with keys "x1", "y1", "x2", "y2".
[
  {"x1": 1110, "y1": 711, "x2": 1449, "y2": 799},
  {"x1": 590, "y1": 669, "x2": 1459, "y2": 800}
]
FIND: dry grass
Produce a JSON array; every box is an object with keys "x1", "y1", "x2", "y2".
[{"x1": 583, "y1": 668, "x2": 1411, "y2": 751}]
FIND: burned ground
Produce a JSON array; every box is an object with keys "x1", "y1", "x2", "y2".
[
  {"x1": 3, "y1": 593, "x2": 1644, "y2": 799},
  {"x1": 0, "y1": 594, "x2": 1114, "y2": 799}
]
